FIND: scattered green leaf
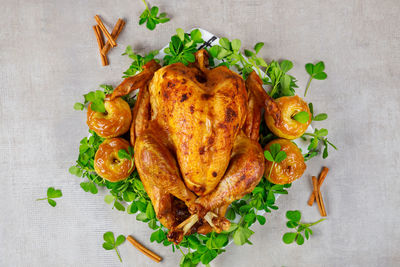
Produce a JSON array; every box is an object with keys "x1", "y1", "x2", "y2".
[
  {"x1": 302, "y1": 128, "x2": 337, "y2": 160},
  {"x1": 139, "y1": 0, "x2": 170, "y2": 30},
  {"x1": 283, "y1": 210, "x2": 324, "y2": 245},
  {"x1": 36, "y1": 187, "x2": 62, "y2": 207},
  {"x1": 102, "y1": 231, "x2": 126, "y2": 262},
  {"x1": 304, "y1": 61, "x2": 327, "y2": 96}
]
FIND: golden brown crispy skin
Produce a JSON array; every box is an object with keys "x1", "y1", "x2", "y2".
[
  {"x1": 195, "y1": 132, "x2": 265, "y2": 211},
  {"x1": 130, "y1": 50, "x2": 271, "y2": 239},
  {"x1": 94, "y1": 138, "x2": 134, "y2": 182},
  {"x1": 148, "y1": 56, "x2": 248, "y2": 196},
  {"x1": 140, "y1": 176, "x2": 176, "y2": 229},
  {"x1": 87, "y1": 97, "x2": 132, "y2": 138},
  {"x1": 109, "y1": 60, "x2": 161, "y2": 100},
  {"x1": 264, "y1": 139, "x2": 306, "y2": 184},
  {"x1": 244, "y1": 71, "x2": 282, "y2": 136},
  {"x1": 130, "y1": 84, "x2": 152, "y2": 146},
  {"x1": 129, "y1": 108, "x2": 135, "y2": 146},
  {"x1": 134, "y1": 129, "x2": 197, "y2": 208},
  {"x1": 244, "y1": 71, "x2": 267, "y2": 141}
]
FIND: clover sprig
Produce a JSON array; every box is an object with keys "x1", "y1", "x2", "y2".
[
  {"x1": 73, "y1": 84, "x2": 113, "y2": 113},
  {"x1": 304, "y1": 61, "x2": 327, "y2": 96},
  {"x1": 163, "y1": 28, "x2": 204, "y2": 65},
  {"x1": 36, "y1": 187, "x2": 62, "y2": 207},
  {"x1": 282, "y1": 210, "x2": 324, "y2": 245},
  {"x1": 139, "y1": 0, "x2": 170, "y2": 30},
  {"x1": 302, "y1": 128, "x2": 337, "y2": 160},
  {"x1": 122, "y1": 46, "x2": 159, "y2": 78},
  {"x1": 102, "y1": 232, "x2": 126, "y2": 262}
]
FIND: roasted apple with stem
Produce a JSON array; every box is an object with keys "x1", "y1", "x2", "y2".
[
  {"x1": 87, "y1": 97, "x2": 132, "y2": 138},
  {"x1": 265, "y1": 95, "x2": 311, "y2": 139},
  {"x1": 94, "y1": 138, "x2": 134, "y2": 182},
  {"x1": 264, "y1": 139, "x2": 306, "y2": 185}
]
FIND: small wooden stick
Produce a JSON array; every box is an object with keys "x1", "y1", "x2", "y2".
[
  {"x1": 312, "y1": 176, "x2": 324, "y2": 216},
  {"x1": 92, "y1": 25, "x2": 108, "y2": 66},
  {"x1": 127, "y1": 235, "x2": 162, "y2": 263},
  {"x1": 308, "y1": 167, "x2": 329, "y2": 206},
  {"x1": 94, "y1": 15, "x2": 117, "y2": 47},
  {"x1": 101, "y1": 19, "x2": 125, "y2": 56}
]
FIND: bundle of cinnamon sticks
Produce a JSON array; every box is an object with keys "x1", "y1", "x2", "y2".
[
  {"x1": 92, "y1": 15, "x2": 126, "y2": 66},
  {"x1": 308, "y1": 167, "x2": 329, "y2": 216}
]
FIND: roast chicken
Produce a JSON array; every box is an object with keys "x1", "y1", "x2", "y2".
[{"x1": 106, "y1": 50, "x2": 281, "y2": 243}]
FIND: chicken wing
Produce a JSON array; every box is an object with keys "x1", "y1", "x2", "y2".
[{"x1": 109, "y1": 60, "x2": 161, "y2": 100}]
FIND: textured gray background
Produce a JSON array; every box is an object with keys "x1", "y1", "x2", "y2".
[{"x1": 1, "y1": 0, "x2": 399, "y2": 266}]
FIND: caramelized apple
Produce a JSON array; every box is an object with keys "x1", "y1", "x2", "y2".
[
  {"x1": 264, "y1": 139, "x2": 306, "y2": 185},
  {"x1": 94, "y1": 138, "x2": 134, "y2": 182},
  {"x1": 87, "y1": 97, "x2": 132, "y2": 138},
  {"x1": 265, "y1": 95, "x2": 311, "y2": 139}
]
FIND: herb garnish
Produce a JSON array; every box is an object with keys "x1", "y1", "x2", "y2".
[
  {"x1": 302, "y1": 128, "x2": 337, "y2": 160},
  {"x1": 209, "y1": 38, "x2": 268, "y2": 81},
  {"x1": 73, "y1": 84, "x2": 114, "y2": 112},
  {"x1": 266, "y1": 60, "x2": 298, "y2": 98},
  {"x1": 139, "y1": 0, "x2": 170, "y2": 30},
  {"x1": 69, "y1": 130, "x2": 105, "y2": 195},
  {"x1": 122, "y1": 46, "x2": 159, "y2": 78},
  {"x1": 282, "y1": 210, "x2": 324, "y2": 245},
  {"x1": 102, "y1": 232, "x2": 126, "y2": 262},
  {"x1": 292, "y1": 111, "x2": 310, "y2": 124},
  {"x1": 36, "y1": 187, "x2": 62, "y2": 207},
  {"x1": 304, "y1": 61, "x2": 327, "y2": 96},
  {"x1": 308, "y1": 102, "x2": 328, "y2": 121},
  {"x1": 163, "y1": 28, "x2": 204, "y2": 65}
]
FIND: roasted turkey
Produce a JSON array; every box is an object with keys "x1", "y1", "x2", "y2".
[{"x1": 108, "y1": 50, "x2": 281, "y2": 243}]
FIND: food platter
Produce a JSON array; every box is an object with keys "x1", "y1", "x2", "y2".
[{"x1": 71, "y1": 25, "x2": 332, "y2": 266}]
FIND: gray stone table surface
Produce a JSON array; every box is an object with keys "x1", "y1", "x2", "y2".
[{"x1": 1, "y1": 0, "x2": 399, "y2": 266}]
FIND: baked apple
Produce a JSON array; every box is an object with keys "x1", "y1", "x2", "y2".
[
  {"x1": 265, "y1": 95, "x2": 311, "y2": 139},
  {"x1": 87, "y1": 97, "x2": 132, "y2": 138},
  {"x1": 264, "y1": 139, "x2": 306, "y2": 185},
  {"x1": 94, "y1": 138, "x2": 134, "y2": 182}
]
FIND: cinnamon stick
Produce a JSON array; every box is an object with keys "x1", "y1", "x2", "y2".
[
  {"x1": 127, "y1": 235, "x2": 162, "y2": 263},
  {"x1": 94, "y1": 15, "x2": 117, "y2": 47},
  {"x1": 101, "y1": 19, "x2": 125, "y2": 56},
  {"x1": 93, "y1": 25, "x2": 108, "y2": 66},
  {"x1": 308, "y1": 167, "x2": 329, "y2": 206},
  {"x1": 318, "y1": 188, "x2": 327, "y2": 217},
  {"x1": 312, "y1": 176, "x2": 324, "y2": 216}
]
